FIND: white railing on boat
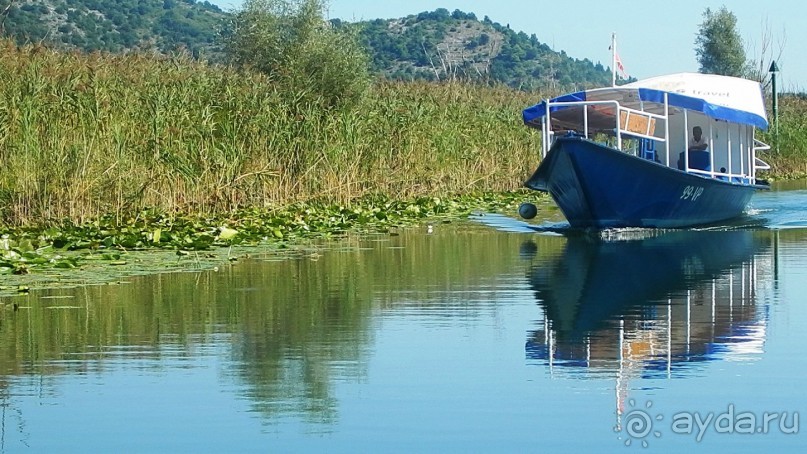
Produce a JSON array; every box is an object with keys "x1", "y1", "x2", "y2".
[
  {"x1": 540, "y1": 95, "x2": 769, "y2": 185},
  {"x1": 753, "y1": 139, "x2": 771, "y2": 171},
  {"x1": 541, "y1": 100, "x2": 668, "y2": 160}
]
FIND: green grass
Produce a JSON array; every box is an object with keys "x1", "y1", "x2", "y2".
[
  {"x1": 760, "y1": 95, "x2": 807, "y2": 179},
  {"x1": 0, "y1": 41, "x2": 540, "y2": 227}
]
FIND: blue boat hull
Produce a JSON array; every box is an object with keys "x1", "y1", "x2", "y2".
[{"x1": 525, "y1": 137, "x2": 766, "y2": 229}]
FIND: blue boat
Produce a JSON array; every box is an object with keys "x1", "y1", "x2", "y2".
[{"x1": 521, "y1": 73, "x2": 771, "y2": 229}]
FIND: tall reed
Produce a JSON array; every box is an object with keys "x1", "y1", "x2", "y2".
[
  {"x1": 0, "y1": 41, "x2": 540, "y2": 226},
  {"x1": 761, "y1": 95, "x2": 807, "y2": 178}
]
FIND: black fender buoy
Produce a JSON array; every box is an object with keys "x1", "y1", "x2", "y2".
[{"x1": 518, "y1": 202, "x2": 538, "y2": 220}]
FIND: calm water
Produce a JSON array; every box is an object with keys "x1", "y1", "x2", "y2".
[{"x1": 1, "y1": 188, "x2": 807, "y2": 452}]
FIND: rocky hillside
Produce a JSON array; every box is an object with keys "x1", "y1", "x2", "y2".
[
  {"x1": 343, "y1": 9, "x2": 615, "y2": 91},
  {"x1": 0, "y1": 0, "x2": 225, "y2": 58}
]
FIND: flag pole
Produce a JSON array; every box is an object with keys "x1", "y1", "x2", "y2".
[{"x1": 611, "y1": 32, "x2": 617, "y2": 87}]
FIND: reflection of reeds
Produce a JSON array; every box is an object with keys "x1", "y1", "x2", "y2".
[
  {"x1": 0, "y1": 41, "x2": 538, "y2": 226},
  {"x1": 0, "y1": 229, "x2": 559, "y2": 421},
  {"x1": 0, "y1": 229, "x2": 560, "y2": 368}
]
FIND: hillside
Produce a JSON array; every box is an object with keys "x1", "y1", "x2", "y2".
[
  {"x1": 0, "y1": 2, "x2": 617, "y2": 91},
  {"x1": 0, "y1": 0, "x2": 225, "y2": 58},
  {"x1": 342, "y1": 9, "x2": 615, "y2": 91}
]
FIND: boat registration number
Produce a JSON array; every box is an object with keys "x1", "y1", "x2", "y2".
[{"x1": 681, "y1": 185, "x2": 704, "y2": 202}]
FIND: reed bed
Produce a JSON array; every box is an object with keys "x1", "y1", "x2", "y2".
[
  {"x1": 761, "y1": 95, "x2": 807, "y2": 178},
  {"x1": 0, "y1": 41, "x2": 540, "y2": 227}
]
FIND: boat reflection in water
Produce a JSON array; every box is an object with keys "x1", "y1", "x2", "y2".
[{"x1": 523, "y1": 228, "x2": 774, "y2": 430}]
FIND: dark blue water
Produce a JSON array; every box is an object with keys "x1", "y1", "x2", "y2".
[{"x1": 1, "y1": 187, "x2": 806, "y2": 452}]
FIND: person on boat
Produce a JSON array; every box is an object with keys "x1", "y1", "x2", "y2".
[
  {"x1": 679, "y1": 126, "x2": 711, "y2": 171},
  {"x1": 688, "y1": 126, "x2": 708, "y2": 151}
]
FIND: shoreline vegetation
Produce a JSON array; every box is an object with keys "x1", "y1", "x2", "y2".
[
  {"x1": 0, "y1": 38, "x2": 540, "y2": 283},
  {"x1": 0, "y1": 190, "x2": 542, "y2": 296},
  {"x1": 0, "y1": 41, "x2": 536, "y2": 226},
  {"x1": 0, "y1": 37, "x2": 805, "y2": 285}
]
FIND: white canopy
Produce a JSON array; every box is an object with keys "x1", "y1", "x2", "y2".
[
  {"x1": 523, "y1": 73, "x2": 769, "y2": 130},
  {"x1": 622, "y1": 73, "x2": 768, "y2": 126}
]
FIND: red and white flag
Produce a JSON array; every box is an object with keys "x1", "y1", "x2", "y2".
[
  {"x1": 614, "y1": 51, "x2": 627, "y2": 77},
  {"x1": 609, "y1": 35, "x2": 628, "y2": 86}
]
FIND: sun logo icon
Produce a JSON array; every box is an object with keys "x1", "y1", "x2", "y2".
[{"x1": 616, "y1": 399, "x2": 664, "y2": 447}]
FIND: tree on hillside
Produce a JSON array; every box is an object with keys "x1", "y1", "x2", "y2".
[
  {"x1": 220, "y1": 0, "x2": 369, "y2": 110},
  {"x1": 694, "y1": 6, "x2": 746, "y2": 77}
]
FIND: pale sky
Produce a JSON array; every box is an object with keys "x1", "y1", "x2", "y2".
[{"x1": 208, "y1": 0, "x2": 801, "y2": 90}]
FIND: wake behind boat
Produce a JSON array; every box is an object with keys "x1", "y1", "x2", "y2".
[{"x1": 521, "y1": 72, "x2": 771, "y2": 229}]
